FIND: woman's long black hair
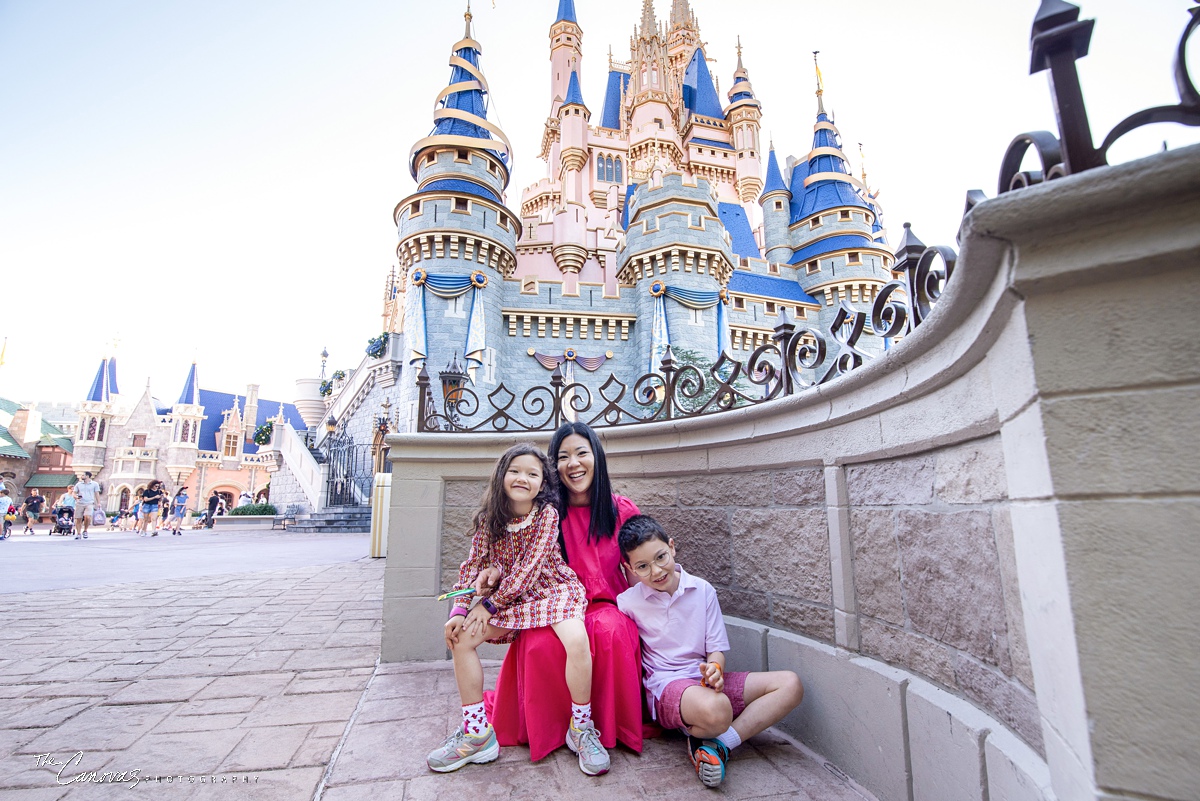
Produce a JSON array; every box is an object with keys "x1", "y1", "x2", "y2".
[{"x1": 548, "y1": 422, "x2": 618, "y2": 562}]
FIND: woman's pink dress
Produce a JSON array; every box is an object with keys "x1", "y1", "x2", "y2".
[{"x1": 485, "y1": 495, "x2": 644, "y2": 761}]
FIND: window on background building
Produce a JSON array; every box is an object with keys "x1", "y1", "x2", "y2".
[
  {"x1": 615, "y1": 157, "x2": 623, "y2": 183},
  {"x1": 96, "y1": 419, "x2": 106, "y2": 441},
  {"x1": 132, "y1": 434, "x2": 146, "y2": 448},
  {"x1": 848, "y1": 252, "x2": 861, "y2": 264},
  {"x1": 768, "y1": 263, "x2": 780, "y2": 275},
  {"x1": 765, "y1": 302, "x2": 778, "y2": 315},
  {"x1": 840, "y1": 210, "x2": 851, "y2": 221},
  {"x1": 597, "y1": 158, "x2": 604, "y2": 181},
  {"x1": 223, "y1": 433, "x2": 239, "y2": 457},
  {"x1": 454, "y1": 198, "x2": 469, "y2": 212},
  {"x1": 483, "y1": 347, "x2": 497, "y2": 384},
  {"x1": 733, "y1": 296, "x2": 745, "y2": 310},
  {"x1": 182, "y1": 420, "x2": 191, "y2": 441},
  {"x1": 86, "y1": 419, "x2": 96, "y2": 440},
  {"x1": 605, "y1": 157, "x2": 614, "y2": 183}
]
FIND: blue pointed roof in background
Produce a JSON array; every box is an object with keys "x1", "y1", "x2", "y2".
[
  {"x1": 682, "y1": 48, "x2": 724, "y2": 120},
  {"x1": 556, "y1": 0, "x2": 577, "y2": 23},
  {"x1": 563, "y1": 70, "x2": 586, "y2": 108},
  {"x1": 600, "y1": 70, "x2": 630, "y2": 129},
  {"x1": 431, "y1": 44, "x2": 492, "y2": 143},
  {"x1": 106, "y1": 358, "x2": 119, "y2": 396},
  {"x1": 790, "y1": 113, "x2": 870, "y2": 223},
  {"x1": 196, "y1": 390, "x2": 307, "y2": 455},
  {"x1": 86, "y1": 359, "x2": 109, "y2": 403},
  {"x1": 761, "y1": 148, "x2": 788, "y2": 198},
  {"x1": 177, "y1": 363, "x2": 199, "y2": 405},
  {"x1": 717, "y1": 203, "x2": 761, "y2": 259}
]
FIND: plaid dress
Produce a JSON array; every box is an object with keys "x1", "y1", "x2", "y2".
[{"x1": 454, "y1": 504, "x2": 587, "y2": 645}]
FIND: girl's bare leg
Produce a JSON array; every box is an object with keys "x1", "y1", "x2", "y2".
[
  {"x1": 550, "y1": 619, "x2": 591, "y2": 704},
  {"x1": 450, "y1": 623, "x2": 510, "y2": 705}
]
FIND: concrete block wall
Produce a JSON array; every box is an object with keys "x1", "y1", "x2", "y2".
[{"x1": 385, "y1": 145, "x2": 1200, "y2": 801}]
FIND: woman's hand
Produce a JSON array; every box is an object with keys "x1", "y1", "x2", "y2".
[
  {"x1": 699, "y1": 661, "x2": 724, "y2": 693},
  {"x1": 473, "y1": 567, "x2": 502, "y2": 598},
  {"x1": 464, "y1": 604, "x2": 493, "y2": 638},
  {"x1": 444, "y1": 616, "x2": 465, "y2": 650}
]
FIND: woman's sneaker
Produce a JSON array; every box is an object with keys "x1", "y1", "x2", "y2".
[
  {"x1": 565, "y1": 721, "x2": 610, "y2": 776},
  {"x1": 426, "y1": 726, "x2": 498, "y2": 773},
  {"x1": 688, "y1": 736, "x2": 729, "y2": 788}
]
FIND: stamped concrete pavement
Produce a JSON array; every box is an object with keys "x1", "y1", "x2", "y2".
[{"x1": 0, "y1": 527, "x2": 870, "y2": 800}]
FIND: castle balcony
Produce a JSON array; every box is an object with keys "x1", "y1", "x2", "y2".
[
  {"x1": 502, "y1": 308, "x2": 634, "y2": 341},
  {"x1": 109, "y1": 448, "x2": 158, "y2": 479}
]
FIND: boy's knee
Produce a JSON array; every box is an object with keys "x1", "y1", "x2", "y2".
[
  {"x1": 782, "y1": 671, "x2": 804, "y2": 705},
  {"x1": 691, "y1": 690, "x2": 733, "y2": 731}
]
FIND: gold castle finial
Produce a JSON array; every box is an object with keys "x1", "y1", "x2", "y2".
[
  {"x1": 813, "y1": 51, "x2": 825, "y2": 114},
  {"x1": 858, "y1": 142, "x2": 868, "y2": 185},
  {"x1": 464, "y1": 1, "x2": 473, "y2": 37},
  {"x1": 736, "y1": 36, "x2": 744, "y2": 71}
]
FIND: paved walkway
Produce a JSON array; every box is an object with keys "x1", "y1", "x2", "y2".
[{"x1": 0, "y1": 533, "x2": 869, "y2": 800}]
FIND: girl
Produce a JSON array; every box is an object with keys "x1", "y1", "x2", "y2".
[
  {"x1": 167, "y1": 488, "x2": 189, "y2": 535},
  {"x1": 138, "y1": 481, "x2": 165, "y2": 536},
  {"x1": 427, "y1": 443, "x2": 610, "y2": 777},
  {"x1": 485, "y1": 422, "x2": 645, "y2": 762}
]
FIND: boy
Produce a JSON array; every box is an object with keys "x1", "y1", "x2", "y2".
[{"x1": 617, "y1": 515, "x2": 804, "y2": 789}]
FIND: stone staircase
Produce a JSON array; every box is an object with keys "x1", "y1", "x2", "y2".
[{"x1": 287, "y1": 506, "x2": 372, "y2": 534}]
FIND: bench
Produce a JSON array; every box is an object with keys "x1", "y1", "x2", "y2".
[{"x1": 272, "y1": 505, "x2": 299, "y2": 530}]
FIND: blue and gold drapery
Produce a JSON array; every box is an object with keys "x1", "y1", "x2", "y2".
[
  {"x1": 407, "y1": 269, "x2": 489, "y2": 376},
  {"x1": 648, "y1": 281, "x2": 732, "y2": 372}
]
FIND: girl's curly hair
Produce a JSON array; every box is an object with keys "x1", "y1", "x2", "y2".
[{"x1": 474, "y1": 443, "x2": 558, "y2": 543}]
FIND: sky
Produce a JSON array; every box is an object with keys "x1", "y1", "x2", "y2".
[{"x1": 1, "y1": 0, "x2": 1196, "y2": 409}]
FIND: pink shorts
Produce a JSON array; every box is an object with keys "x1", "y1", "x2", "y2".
[{"x1": 654, "y1": 671, "x2": 749, "y2": 733}]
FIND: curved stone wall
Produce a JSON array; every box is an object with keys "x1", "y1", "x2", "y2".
[{"x1": 384, "y1": 145, "x2": 1200, "y2": 801}]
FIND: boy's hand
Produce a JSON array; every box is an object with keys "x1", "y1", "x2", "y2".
[
  {"x1": 473, "y1": 567, "x2": 502, "y2": 598},
  {"x1": 699, "y1": 661, "x2": 724, "y2": 692},
  {"x1": 444, "y1": 616, "x2": 465, "y2": 649}
]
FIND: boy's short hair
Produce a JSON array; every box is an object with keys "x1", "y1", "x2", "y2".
[{"x1": 618, "y1": 514, "x2": 671, "y2": 557}]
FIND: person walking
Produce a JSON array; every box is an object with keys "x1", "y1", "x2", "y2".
[
  {"x1": 20, "y1": 489, "x2": 46, "y2": 535},
  {"x1": 205, "y1": 491, "x2": 220, "y2": 528},
  {"x1": 167, "y1": 487, "x2": 189, "y2": 535},
  {"x1": 73, "y1": 472, "x2": 101, "y2": 540},
  {"x1": 1, "y1": 488, "x2": 15, "y2": 539},
  {"x1": 138, "y1": 480, "x2": 166, "y2": 536}
]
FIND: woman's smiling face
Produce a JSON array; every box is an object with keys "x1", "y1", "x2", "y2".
[{"x1": 556, "y1": 433, "x2": 594, "y2": 505}]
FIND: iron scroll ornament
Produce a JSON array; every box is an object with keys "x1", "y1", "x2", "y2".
[
  {"x1": 415, "y1": 229, "x2": 956, "y2": 433},
  {"x1": 997, "y1": 0, "x2": 1200, "y2": 195}
]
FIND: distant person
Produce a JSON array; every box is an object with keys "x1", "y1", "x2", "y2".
[
  {"x1": 73, "y1": 472, "x2": 101, "y2": 540},
  {"x1": 139, "y1": 480, "x2": 165, "y2": 536},
  {"x1": 1, "y1": 489, "x2": 15, "y2": 539},
  {"x1": 167, "y1": 487, "x2": 189, "y2": 535},
  {"x1": 20, "y1": 489, "x2": 46, "y2": 535},
  {"x1": 206, "y1": 491, "x2": 220, "y2": 528},
  {"x1": 238, "y1": 490, "x2": 253, "y2": 508}
]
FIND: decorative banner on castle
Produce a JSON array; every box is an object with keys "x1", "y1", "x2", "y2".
[
  {"x1": 407, "y1": 270, "x2": 489, "y2": 379},
  {"x1": 647, "y1": 281, "x2": 731, "y2": 372},
  {"x1": 527, "y1": 348, "x2": 615, "y2": 424}
]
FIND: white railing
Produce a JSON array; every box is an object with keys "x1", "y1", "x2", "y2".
[
  {"x1": 114, "y1": 447, "x2": 157, "y2": 459},
  {"x1": 271, "y1": 422, "x2": 324, "y2": 510}
]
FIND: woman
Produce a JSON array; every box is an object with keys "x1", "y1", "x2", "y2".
[
  {"x1": 139, "y1": 480, "x2": 166, "y2": 536},
  {"x1": 483, "y1": 422, "x2": 645, "y2": 761}
]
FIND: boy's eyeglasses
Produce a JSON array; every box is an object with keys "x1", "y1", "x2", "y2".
[{"x1": 630, "y1": 550, "x2": 673, "y2": 577}]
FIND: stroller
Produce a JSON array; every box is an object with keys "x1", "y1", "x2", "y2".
[{"x1": 50, "y1": 506, "x2": 74, "y2": 536}]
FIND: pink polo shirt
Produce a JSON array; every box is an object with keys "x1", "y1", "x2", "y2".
[{"x1": 617, "y1": 565, "x2": 730, "y2": 715}]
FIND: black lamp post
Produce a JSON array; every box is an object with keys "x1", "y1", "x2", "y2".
[{"x1": 438, "y1": 353, "x2": 469, "y2": 425}]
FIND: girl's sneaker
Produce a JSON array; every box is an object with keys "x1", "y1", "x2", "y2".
[
  {"x1": 566, "y1": 721, "x2": 610, "y2": 776},
  {"x1": 688, "y1": 736, "x2": 729, "y2": 788},
  {"x1": 426, "y1": 726, "x2": 498, "y2": 773}
]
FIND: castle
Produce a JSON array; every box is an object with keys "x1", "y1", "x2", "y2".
[{"x1": 382, "y1": 0, "x2": 897, "y2": 423}]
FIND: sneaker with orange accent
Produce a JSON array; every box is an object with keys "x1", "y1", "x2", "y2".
[
  {"x1": 688, "y1": 736, "x2": 729, "y2": 787},
  {"x1": 426, "y1": 726, "x2": 499, "y2": 773}
]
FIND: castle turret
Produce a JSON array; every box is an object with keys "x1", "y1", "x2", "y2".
[
  {"x1": 165, "y1": 363, "x2": 204, "y2": 484},
  {"x1": 395, "y1": 9, "x2": 519, "y2": 411},
  {"x1": 726, "y1": 42, "x2": 763, "y2": 205},
  {"x1": 549, "y1": 0, "x2": 583, "y2": 119},
  {"x1": 619, "y1": 173, "x2": 735, "y2": 370},
  {"x1": 789, "y1": 56, "x2": 893, "y2": 354},
  {"x1": 553, "y1": 69, "x2": 591, "y2": 282},
  {"x1": 73, "y1": 357, "x2": 118, "y2": 476},
  {"x1": 628, "y1": 1, "x2": 680, "y2": 173},
  {"x1": 760, "y1": 145, "x2": 791, "y2": 264}
]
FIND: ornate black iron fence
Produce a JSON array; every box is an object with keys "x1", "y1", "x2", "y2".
[
  {"x1": 325, "y1": 432, "x2": 374, "y2": 506},
  {"x1": 416, "y1": 226, "x2": 954, "y2": 434}
]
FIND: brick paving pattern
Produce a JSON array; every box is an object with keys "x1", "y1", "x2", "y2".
[{"x1": 0, "y1": 558, "x2": 869, "y2": 799}]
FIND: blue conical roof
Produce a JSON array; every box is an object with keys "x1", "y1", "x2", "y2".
[
  {"x1": 761, "y1": 147, "x2": 789, "y2": 199},
  {"x1": 431, "y1": 45, "x2": 490, "y2": 142},
  {"x1": 600, "y1": 69, "x2": 630, "y2": 129},
  {"x1": 556, "y1": 0, "x2": 577, "y2": 23},
  {"x1": 106, "y1": 357, "x2": 119, "y2": 396},
  {"x1": 86, "y1": 359, "x2": 109, "y2": 403},
  {"x1": 791, "y1": 112, "x2": 869, "y2": 223},
  {"x1": 178, "y1": 363, "x2": 199, "y2": 405},
  {"x1": 682, "y1": 48, "x2": 724, "y2": 120},
  {"x1": 563, "y1": 69, "x2": 586, "y2": 109}
]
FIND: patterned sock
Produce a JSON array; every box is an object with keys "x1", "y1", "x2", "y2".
[
  {"x1": 716, "y1": 726, "x2": 742, "y2": 751},
  {"x1": 461, "y1": 701, "x2": 489, "y2": 736},
  {"x1": 571, "y1": 702, "x2": 592, "y2": 730}
]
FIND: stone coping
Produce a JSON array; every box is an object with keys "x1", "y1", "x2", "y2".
[
  {"x1": 725, "y1": 617, "x2": 1053, "y2": 801},
  {"x1": 213, "y1": 515, "x2": 277, "y2": 528}
]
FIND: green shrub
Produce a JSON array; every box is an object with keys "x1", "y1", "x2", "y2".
[{"x1": 229, "y1": 503, "x2": 278, "y2": 516}]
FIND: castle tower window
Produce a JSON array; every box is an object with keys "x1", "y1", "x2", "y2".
[
  {"x1": 605, "y1": 157, "x2": 614, "y2": 183},
  {"x1": 487, "y1": 160, "x2": 498, "y2": 175},
  {"x1": 806, "y1": 260, "x2": 819, "y2": 274},
  {"x1": 839, "y1": 210, "x2": 851, "y2": 221},
  {"x1": 848, "y1": 252, "x2": 861, "y2": 264},
  {"x1": 810, "y1": 217, "x2": 821, "y2": 229},
  {"x1": 456, "y1": 149, "x2": 470, "y2": 162},
  {"x1": 223, "y1": 433, "x2": 239, "y2": 457},
  {"x1": 87, "y1": 418, "x2": 97, "y2": 440},
  {"x1": 768, "y1": 263, "x2": 780, "y2": 275},
  {"x1": 774, "y1": 200, "x2": 783, "y2": 210},
  {"x1": 410, "y1": 201, "x2": 421, "y2": 216},
  {"x1": 522, "y1": 276, "x2": 538, "y2": 294},
  {"x1": 423, "y1": 153, "x2": 436, "y2": 167},
  {"x1": 132, "y1": 434, "x2": 146, "y2": 448},
  {"x1": 733, "y1": 297, "x2": 745, "y2": 310},
  {"x1": 96, "y1": 419, "x2": 106, "y2": 442},
  {"x1": 765, "y1": 302, "x2": 778, "y2": 315},
  {"x1": 597, "y1": 157, "x2": 604, "y2": 181},
  {"x1": 182, "y1": 420, "x2": 191, "y2": 442},
  {"x1": 454, "y1": 198, "x2": 469, "y2": 213},
  {"x1": 615, "y1": 158, "x2": 623, "y2": 183}
]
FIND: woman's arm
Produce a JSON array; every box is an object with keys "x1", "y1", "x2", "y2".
[{"x1": 489, "y1": 506, "x2": 561, "y2": 610}]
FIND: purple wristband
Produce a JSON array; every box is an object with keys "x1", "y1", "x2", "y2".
[
  {"x1": 481, "y1": 598, "x2": 499, "y2": 616},
  {"x1": 449, "y1": 606, "x2": 469, "y2": 620}
]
